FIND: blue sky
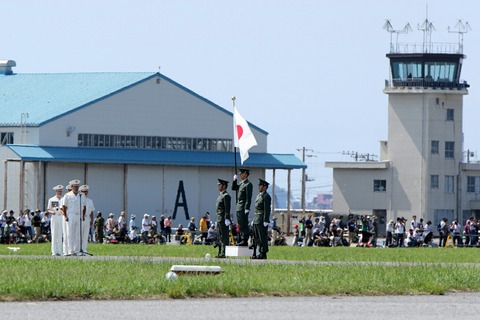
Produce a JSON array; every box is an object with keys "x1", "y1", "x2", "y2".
[{"x1": 2, "y1": 0, "x2": 479, "y2": 200}]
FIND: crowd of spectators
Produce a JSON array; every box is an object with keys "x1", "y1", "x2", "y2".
[
  {"x1": 289, "y1": 214, "x2": 480, "y2": 248},
  {"x1": 0, "y1": 209, "x2": 51, "y2": 244},
  {"x1": 3, "y1": 208, "x2": 480, "y2": 249}
]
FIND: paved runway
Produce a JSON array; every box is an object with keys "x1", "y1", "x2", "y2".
[{"x1": 4, "y1": 293, "x2": 480, "y2": 320}]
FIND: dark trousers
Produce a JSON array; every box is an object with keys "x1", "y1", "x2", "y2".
[
  {"x1": 165, "y1": 227, "x2": 171, "y2": 242},
  {"x1": 237, "y1": 210, "x2": 249, "y2": 243},
  {"x1": 396, "y1": 233, "x2": 404, "y2": 247},
  {"x1": 201, "y1": 232, "x2": 207, "y2": 243},
  {"x1": 253, "y1": 223, "x2": 269, "y2": 254},
  {"x1": 424, "y1": 232, "x2": 433, "y2": 244},
  {"x1": 471, "y1": 235, "x2": 478, "y2": 246},
  {"x1": 385, "y1": 231, "x2": 393, "y2": 246},
  {"x1": 453, "y1": 234, "x2": 463, "y2": 246},
  {"x1": 439, "y1": 233, "x2": 448, "y2": 247},
  {"x1": 217, "y1": 222, "x2": 229, "y2": 256}
]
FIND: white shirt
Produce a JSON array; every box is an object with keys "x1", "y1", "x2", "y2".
[
  {"x1": 424, "y1": 224, "x2": 432, "y2": 235},
  {"x1": 411, "y1": 219, "x2": 419, "y2": 229},
  {"x1": 24, "y1": 214, "x2": 32, "y2": 227},
  {"x1": 386, "y1": 223, "x2": 394, "y2": 233},
  {"x1": 63, "y1": 192, "x2": 86, "y2": 217},
  {"x1": 84, "y1": 197, "x2": 95, "y2": 222},
  {"x1": 141, "y1": 218, "x2": 150, "y2": 232},
  {"x1": 129, "y1": 229, "x2": 137, "y2": 240},
  {"x1": 394, "y1": 222, "x2": 404, "y2": 234},
  {"x1": 17, "y1": 216, "x2": 26, "y2": 227},
  {"x1": 118, "y1": 216, "x2": 126, "y2": 229},
  {"x1": 129, "y1": 219, "x2": 136, "y2": 232}
]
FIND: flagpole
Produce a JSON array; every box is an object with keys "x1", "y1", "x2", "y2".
[{"x1": 232, "y1": 96, "x2": 238, "y2": 174}]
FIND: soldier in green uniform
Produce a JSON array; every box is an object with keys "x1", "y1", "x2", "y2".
[
  {"x1": 232, "y1": 168, "x2": 253, "y2": 246},
  {"x1": 215, "y1": 178, "x2": 231, "y2": 258},
  {"x1": 94, "y1": 212, "x2": 105, "y2": 244},
  {"x1": 252, "y1": 178, "x2": 271, "y2": 259}
]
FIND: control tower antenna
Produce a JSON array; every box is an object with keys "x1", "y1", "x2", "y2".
[
  {"x1": 417, "y1": 4, "x2": 435, "y2": 53},
  {"x1": 383, "y1": 19, "x2": 412, "y2": 53},
  {"x1": 448, "y1": 20, "x2": 471, "y2": 54}
]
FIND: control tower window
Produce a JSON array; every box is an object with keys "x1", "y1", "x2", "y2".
[
  {"x1": 392, "y1": 61, "x2": 422, "y2": 80},
  {"x1": 424, "y1": 62, "x2": 457, "y2": 82}
]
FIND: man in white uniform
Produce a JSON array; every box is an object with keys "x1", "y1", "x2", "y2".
[
  {"x1": 62, "y1": 180, "x2": 86, "y2": 256},
  {"x1": 80, "y1": 185, "x2": 95, "y2": 253},
  {"x1": 47, "y1": 185, "x2": 64, "y2": 256},
  {"x1": 61, "y1": 184, "x2": 73, "y2": 255}
]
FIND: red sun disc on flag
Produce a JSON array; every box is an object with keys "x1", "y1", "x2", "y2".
[{"x1": 236, "y1": 125, "x2": 243, "y2": 139}]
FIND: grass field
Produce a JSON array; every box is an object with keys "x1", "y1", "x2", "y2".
[{"x1": 1, "y1": 243, "x2": 480, "y2": 301}]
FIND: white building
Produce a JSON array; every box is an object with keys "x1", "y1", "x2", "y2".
[
  {"x1": 326, "y1": 26, "x2": 479, "y2": 233},
  {"x1": 0, "y1": 60, "x2": 305, "y2": 226}
]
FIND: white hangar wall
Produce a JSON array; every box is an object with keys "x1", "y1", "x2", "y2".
[
  {"x1": 38, "y1": 76, "x2": 267, "y2": 152},
  {"x1": 2, "y1": 159, "x2": 266, "y2": 227},
  {"x1": 85, "y1": 164, "x2": 125, "y2": 216}
]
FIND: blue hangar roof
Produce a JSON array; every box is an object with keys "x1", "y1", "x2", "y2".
[
  {"x1": 6, "y1": 145, "x2": 306, "y2": 169},
  {"x1": 0, "y1": 72, "x2": 266, "y2": 134}
]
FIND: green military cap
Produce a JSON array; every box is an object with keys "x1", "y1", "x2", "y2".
[
  {"x1": 217, "y1": 178, "x2": 229, "y2": 185},
  {"x1": 258, "y1": 178, "x2": 269, "y2": 186},
  {"x1": 239, "y1": 168, "x2": 250, "y2": 175}
]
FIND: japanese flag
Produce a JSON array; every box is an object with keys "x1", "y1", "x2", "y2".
[{"x1": 233, "y1": 106, "x2": 257, "y2": 164}]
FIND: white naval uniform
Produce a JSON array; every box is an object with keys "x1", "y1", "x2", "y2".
[
  {"x1": 61, "y1": 192, "x2": 71, "y2": 255},
  {"x1": 63, "y1": 191, "x2": 86, "y2": 255},
  {"x1": 47, "y1": 195, "x2": 63, "y2": 255},
  {"x1": 82, "y1": 197, "x2": 95, "y2": 253}
]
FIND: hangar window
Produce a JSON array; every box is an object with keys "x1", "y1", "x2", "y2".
[{"x1": 78, "y1": 133, "x2": 232, "y2": 152}]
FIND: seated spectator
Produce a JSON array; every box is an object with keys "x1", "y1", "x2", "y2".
[
  {"x1": 5, "y1": 219, "x2": 17, "y2": 244},
  {"x1": 329, "y1": 223, "x2": 343, "y2": 247},
  {"x1": 414, "y1": 228, "x2": 424, "y2": 246},
  {"x1": 423, "y1": 220, "x2": 433, "y2": 246},
  {"x1": 206, "y1": 224, "x2": 217, "y2": 245},
  {"x1": 406, "y1": 229, "x2": 418, "y2": 247},
  {"x1": 175, "y1": 224, "x2": 185, "y2": 242},
  {"x1": 3, "y1": 219, "x2": 10, "y2": 243},
  {"x1": 154, "y1": 232, "x2": 166, "y2": 244},
  {"x1": 114, "y1": 224, "x2": 128, "y2": 243},
  {"x1": 105, "y1": 213, "x2": 118, "y2": 236},
  {"x1": 313, "y1": 230, "x2": 329, "y2": 247},
  {"x1": 128, "y1": 226, "x2": 139, "y2": 243}
]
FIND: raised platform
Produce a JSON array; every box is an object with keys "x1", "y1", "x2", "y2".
[
  {"x1": 170, "y1": 265, "x2": 223, "y2": 275},
  {"x1": 225, "y1": 246, "x2": 253, "y2": 257}
]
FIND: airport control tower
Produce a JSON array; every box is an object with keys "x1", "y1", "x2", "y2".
[
  {"x1": 326, "y1": 19, "x2": 475, "y2": 229},
  {"x1": 383, "y1": 19, "x2": 470, "y2": 222}
]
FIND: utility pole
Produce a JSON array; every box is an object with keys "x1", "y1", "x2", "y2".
[{"x1": 297, "y1": 147, "x2": 314, "y2": 213}]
